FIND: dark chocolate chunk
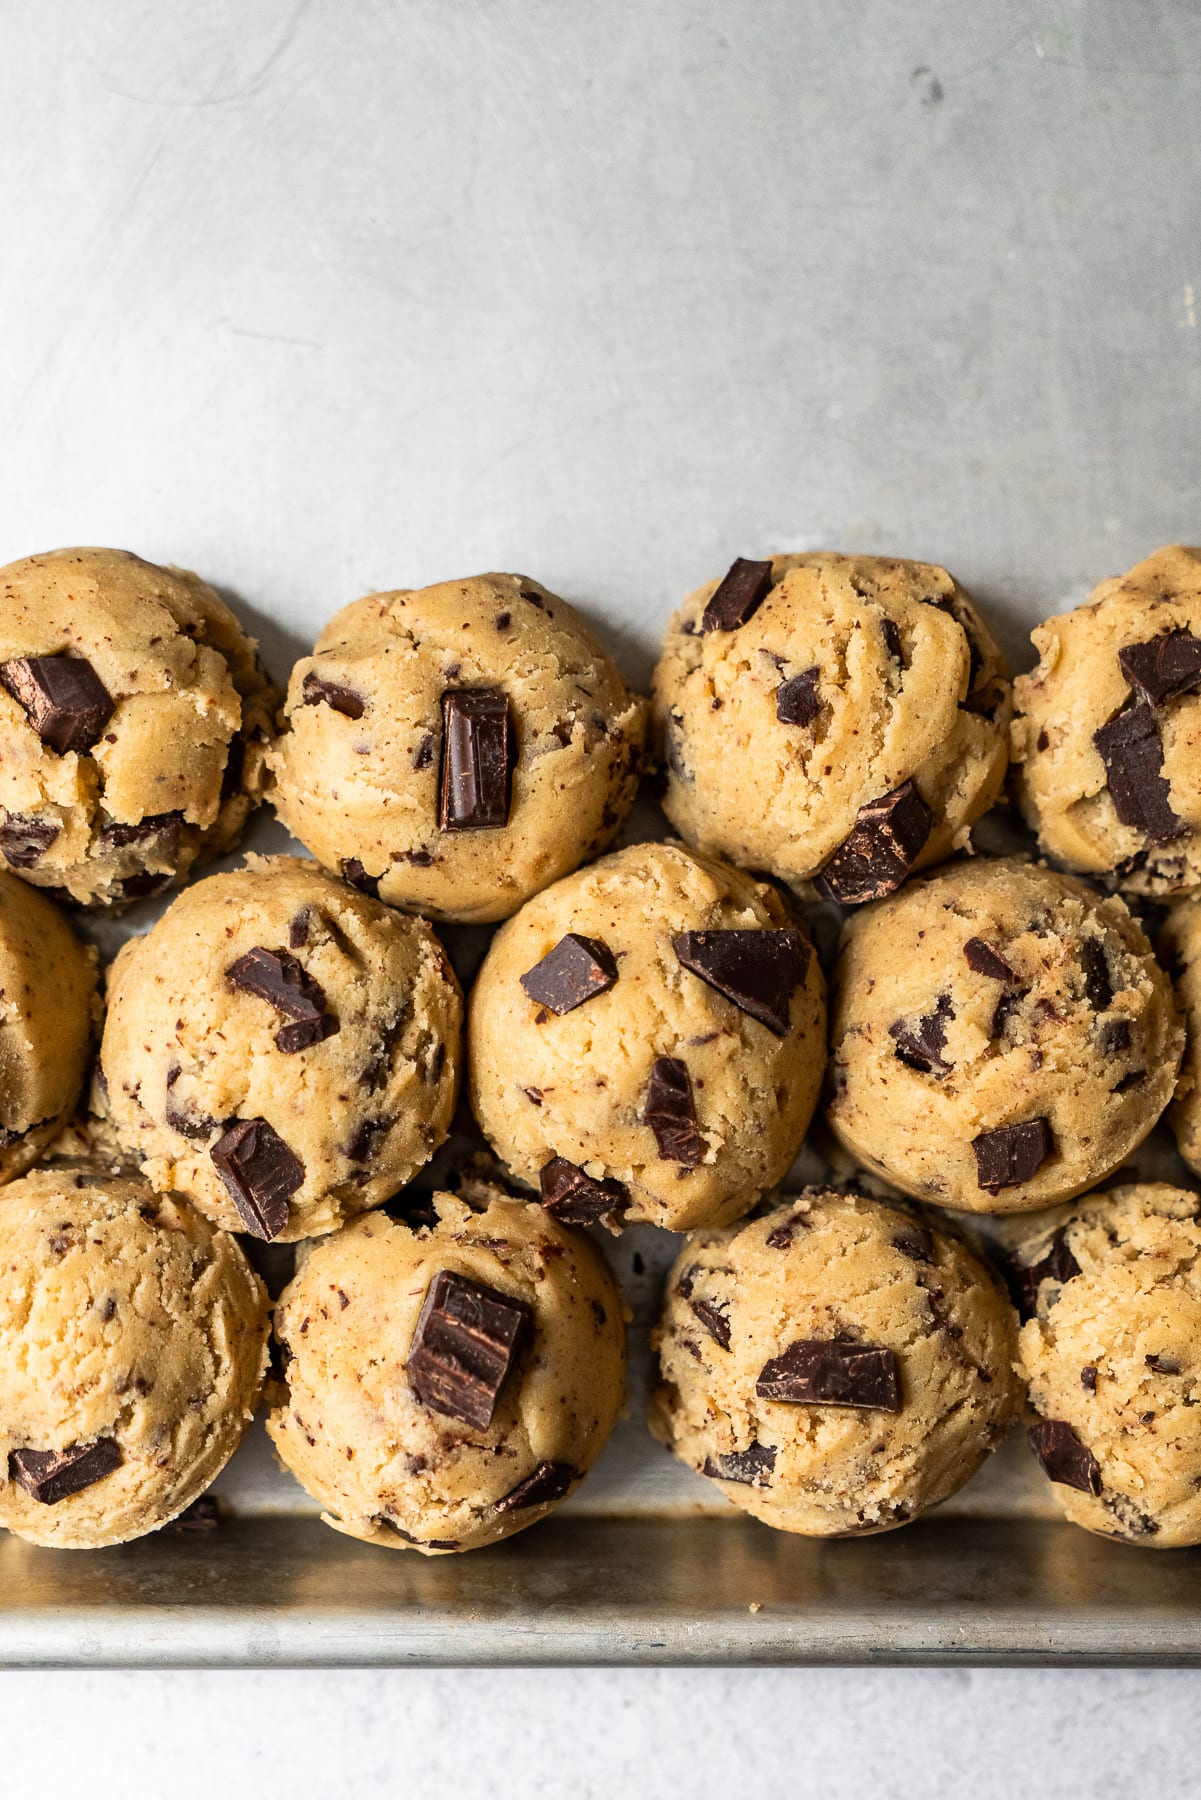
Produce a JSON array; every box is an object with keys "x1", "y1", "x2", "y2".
[
  {"x1": 227, "y1": 946, "x2": 339, "y2": 1053},
  {"x1": 776, "y1": 667, "x2": 821, "y2": 726},
  {"x1": 702, "y1": 1442, "x2": 776, "y2": 1487},
  {"x1": 963, "y1": 937, "x2": 1018, "y2": 984},
  {"x1": 0, "y1": 654, "x2": 114, "y2": 755},
  {"x1": 340, "y1": 858, "x2": 380, "y2": 896},
  {"x1": 764, "y1": 1211, "x2": 808, "y2": 1249},
  {"x1": 275, "y1": 1013, "x2": 339, "y2": 1054},
  {"x1": 413, "y1": 733, "x2": 434, "y2": 770},
  {"x1": 288, "y1": 908, "x2": 313, "y2": 949},
  {"x1": 164, "y1": 1065, "x2": 219, "y2": 1142},
  {"x1": 644, "y1": 1056, "x2": 703, "y2": 1166},
  {"x1": 118, "y1": 870, "x2": 173, "y2": 899},
  {"x1": 1081, "y1": 1365, "x2": 1098, "y2": 1393},
  {"x1": 301, "y1": 670, "x2": 366, "y2": 719},
  {"x1": 990, "y1": 987, "x2": 1026, "y2": 1040},
  {"x1": 539, "y1": 1156, "x2": 627, "y2": 1226},
  {"x1": 98, "y1": 810, "x2": 183, "y2": 851},
  {"x1": 343, "y1": 1115, "x2": 389, "y2": 1164},
  {"x1": 892, "y1": 1225, "x2": 935, "y2": 1264},
  {"x1": 9, "y1": 1437, "x2": 122, "y2": 1505},
  {"x1": 1079, "y1": 937, "x2": 1113, "y2": 1011},
  {"x1": 881, "y1": 618, "x2": 904, "y2": 664},
  {"x1": 757, "y1": 1338, "x2": 902, "y2": 1412},
  {"x1": 672, "y1": 928, "x2": 811, "y2": 1036},
  {"x1": 689, "y1": 1298, "x2": 731, "y2": 1350},
  {"x1": 210, "y1": 1118, "x2": 304, "y2": 1240},
  {"x1": 406, "y1": 1269, "x2": 532, "y2": 1431},
  {"x1": 701, "y1": 557, "x2": 773, "y2": 633},
  {"x1": 889, "y1": 993, "x2": 954, "y2": 1075},
  {"x1": 972, "y1": 1118, "x2": 1054, "y2": 1193},
  {"x1": 519, "y1": 933, "x2": 618, "y2": 1014},
  {"x1": 1146, "y1": 1352, "x2": 1180, "y2": 1374},
  {"x1": 1008, "y1": 1227, "x2": 1081, "y2": 1320},
  {"x1": 1118, "y1": 631, "x2": 1201, "y2": 707},
  {"x1": 1093, "y1": 703, "x2": 1185, "y2": 842},
  {"x1": 438, "y1": 688, "x2": 512, "y2": 830},
  {"x1": 1028, "y1": 1419, "x2": 1102, "y2": 1495},
  {"x1": 0, "y1": 813, "x2": 59, "y2": 869},
  {"x1": 814, "y1": 780, "x2": 932, "y2": 905},
  {"x1": 494, "y1": 1460, "x2": 577, "y2": 1513}
]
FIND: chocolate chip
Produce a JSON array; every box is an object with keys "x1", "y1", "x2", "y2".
[
  {"x1": 406, "y1": 1269, "x2": 532, "y2": 1431},
  {"x1": 1028, "y1": 1419, "x2": 1102, "y2": 1495},
  {"x1": 9, "y1": 1438, "x2": 122, "y2": 1504},
  {"x1": 288, "y1": 908, "x2": 313, "y2": 949},
  {"x1": 814, "y1": 780, "x2": 932, "y2": 905},
  {"x1": 889, "y1": 993, "x2": 954, "y2": 1075},
  {"x1": 1101, "y1": 1019, "x2": 1132, "y2": 1055},
  {"x1": 520, "y1": 933, "x2": 619, "y2": 1014},
  {"x1": 227, "y1": 946, "x2": 339, "y2": 1053},
  {"x1": 301, "y1": 670, "x2": 365, "y2": 719},
  {"x1": 494, "y1": 1460, "x2": 577, "y2": 1513},
  {"x1": 344, "y1": 1116, "x2": 389, "y2": 1164},
  {"x1": 689, "y1": 1298, "x2": 731, "y2": 1350},
  {"x1": 776, "y1": 667, "x2": 821, "y2": 726},
  {"x1": 672, "y1": 928, "x2": 811, "y2": 1036},
  {"x1": 644, "y1": 1056, "x2": 703, "y2": 1166},
  {"x1": 118, "y1": 870, "x2": 173, "y2": 899},
  {"x1": 413, "y1": 734, "x2": 434, "y2": 770},
  {"x1": 439, "y1": 688, "x2": 512, "y2": 830},
  {"x1": 0, "y1": 654, "x2": 114, "y2": 755},
  {"x1": 1008, "y1": 1226, "x2": 1081, "y2": 1320},
  {"x1": 972, "y1": 1118, "x2": 1053, "y2": 1192},
  {"x1": 1081, "y1": 1365, "x2": 1098, "y2": 1393},
  {"x1": 98, "y1": 810, "x2": 183, "y2": 853},
  {"x1": 702, "y1": 557, "x2": 773, "y2": 632},
  {"x1": 164, "y1": 1065, "x2": 220, "y2": 1142},
  {"x1": 881, "y1": 618, "x2": 904, "y2": 664},
  {"x1": 1146, "y1": 1352, "x2": 1180, "y2": 1374},
  {"x1": 764, "y1": 1210, "x2": 809, "y2": 1249},
  {"x1": 1079, "y1": 937, "x2": 1114, "y2": 1011},
  {"x1": 892, "y1": 1225, "x2": 935, "y2": 1264},
  {"x1": 0, "y1": 813, "x2": 59, "y2": 868},
  {"x1": 341, "y1": 858, "x2": 379, "y2": 896},
  {"x1": 1093, "y1": 703, "x2": 1185, "y2": 842},
  {"x1": 210, "y1": 1118, "x2": 304, "y2": 1240},
  {"x1": 1118, "y1": 631, "x2": 1201, "y2": 707},
  {"x1": 756, "y1": 1339, "x2": 901, "y2": 1412},
  {"x1": 539, "y1": 1156, "x2": 627, "y2": 1225},
  {"x1": 963, "y1": 937, "x2": 1017, "y2": 983},
  {"x1": 494, "y1": 612, "x2": 512, "y2": 632},
  {"x1": 990, "y1": 988, "x2": 1026, "y2": 1040},
  {"x1": 1112, "y1": 1068, "x2": 1145, "y2": 1093},
  {"x1": 702, "y1": 1442, "x2": 775, "y2": 1487}
]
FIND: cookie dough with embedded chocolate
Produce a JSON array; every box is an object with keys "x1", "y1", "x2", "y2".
[{"x1": 1161, "y1": 897, "x2": 1201, "y2": 1177}]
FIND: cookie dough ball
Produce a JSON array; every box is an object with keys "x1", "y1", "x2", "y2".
[
  {"x1": 0, "y1": 548, "x2": 277, "y2": 907},
  {"x1": 828, "y1": 858, "x2": 1181, "y2": 1213},
  {"x1": 0, "y1": 873, "x2": 98, "y2": 1183},
  {"x1": 268, "y1": 1186, "x2": 626, "y2": 1553},
  {"x1": 1015, "y1": 1182, "x2": 1201, "y2": 1546},
  {"x1": 653, "y1": 552, "x2": 1010, "y2": 903},
  {"x1": 649, "y1": 1187, "x2": 1022, "y2": 1536},
  {"x1": 0, "y1": 1167, "x2": 268, "y2": 1548},
  {"x1": 99, "y1": 856, "x2": 462, "y2": 1242},
  {"x1": 267, "y1": 574, "x2": 647, "y2": 924},
  {"x1": 1012, "y1": 546, "x2": 1201, "y2": 897},
  {"x1": 469, "y1": 841, "x2": 826, "y2": 1233}
]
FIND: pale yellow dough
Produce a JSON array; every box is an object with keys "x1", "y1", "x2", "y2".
[{"x1": 1161, "y1": 898, "x2": 1201, "y2": 1176}]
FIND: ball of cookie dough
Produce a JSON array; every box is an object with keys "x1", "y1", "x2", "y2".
[
  {"x1": 1012, "y1": 546, "x2": 1201, "y2": 898},
  {"x1": 0, "y1": 547, "x2": 277, "y2": 907},
  {"x1": 0, "y1": 872, "x2": 98, "y2": 1183},
  {"x1": 1162, "y1": 898, "x2": 1201, "y2": 1176},
  {"x1": 0, "y1": 1167, "x2": 269, "y2": 1549},
  {"x1": 468, "y1": 841, "x2": 826, "y2": 1233},
  {"x1": 99, "y1": 856, "x2": 462, "y2": 1242},
  {"x1": 649, "y1": 1187, "x2": 1022, "y2": 1536},
  {"x1": 827, "y1": 857, "x2": 1182, "y2": 1213},
  {"x1": 266, "y1": 573, "x2": 647, "y2": 924},
  {"x1": 1015, "y1": 1182, "x2": 1201, "y2": 1547},
  {"x1": 653, "y1": 552, "x2": 1010, "y2": 903},
  {"x1": 267, "y1": 1185, "x2": 626, "y2": 1553}
]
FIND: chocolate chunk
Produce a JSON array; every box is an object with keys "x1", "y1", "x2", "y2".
[
  {"x1": 672, "y1": 928, "x2": 811, "y2": 1036},
  {"x1": 764, "y1": 1211, "x2": 808, "y2": 1249},
  {"x1": 644, "y1": 1056, "x2": 703, "y2": 1166},
  {"x1": 344, "y1": 1115, "x2": 389, "y2": 1164},
  {"x1": 1079, "y1": 938, "x2": 1113, "y2": 1011},
  {"x1": 210, "y1": 1118, "x2": 304, "y2": 1240},
  {"x1": 98, "y1": 810, "x2": 183, "y2": 851},
  {"x1": 227, "y1": 946, "x2": 338, "y2": 1053},
  {"x1": 1119, "y1": 632, "x2": 1201, "y2": 707},
  {"x1": 1008, "y1": 1227, "x2": 1081, "y2": 1320},
  {"x1": 1146, "y1": 1352, "x2": 1180, "y2": 1374},
  {"x1": 1081, "y1": 1365, "x2": 1098, "y2": 1393},
  {"x1": 406, "y1": 1269, "x2": 532, "y2": 1431},
  {"x1": 341, "y1": 858, "x2": 379, "y2": 896},
  {"x1": 439, "y1": 688, "x2": 512, "y2": 830},
  {"x1": 1028, "y1": 1419, "x2": 1102, "y2": 1495},
  {"x1": 990, "y1": 988, "x2": 1026, "y2": 1040},
  {"x1": 892, "y1": 1225, "x2": 935, "y2": 1264},
  {"x1": 972, "y1": 1118, "x2": 1054, "y2": 1193},
  {"x1": 539, "y1": 1156, "x2": 627, "y2": 1225},
  {"x1": 889, "y1": 993, "x2": 954, "y2": 1075},
  {"x1": 164, "y1": 1066, "x2": 219, "y2": 1142},
  {"x1": 881, "y1": 618, "x2": 904, "y2": 663},
  {"x1": 689, "y1": 1298, "x2": 731, "y2": 1350},
  {"x1": 276, "y1": 1013, "x2": 339, "y2": 1054},
  {"x1": 702, "y1": 1442, "x2": 776, "y2": 1487},
  {"x1": 964, "y1": 937, "x2": 1017, "y2": 984},
  {"x1": 776, "y1": 667, "x2": 821, "y2": 726},
  {"x1": 494, "y1": 1460, "x2": 577, "y2": 1513},
  {"x1": 814, "y1": 780, "x2": 932, "y2": 905},
  {"x1": 413, "y1": 733, "x2": 434, "y2": 770},
  {"x1": 0, "y1": 654, "x2": 114, "y2": 755},
  {"x1": 288, "y1": 908, "x2": 313, "y2": 949},
  {"x1": 9, "y1": 1437, "x2": 122, "y2": 1505},
  {"x1": 702, "y1": 557, "x2": 773, "y2": 632},
  {"x1": 0, "y1": 813, "x2": 59, "y2": 868},
  {"x1": 519, "y1": 933, "x2": 618, "y2": 1014},
  {"x1": 756, "y1": 1338, "x2": 901, "y2": 1412},
  {"x1": 1093, "y1": 703, "x2": 1185, "y2": 842},
  {"x1": 1101, "y1": 1019, "x2": 1132, "y2": 1055},
  {"x1": 301, "y1": 670, "x2": 366, "y2": 719},
  {"x1": 118, "y1": 870, "x2": 173, "y2": 900}
]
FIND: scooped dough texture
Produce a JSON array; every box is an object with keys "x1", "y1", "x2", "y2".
[
  {"x1": 0, "y1": 1168, "x2": 269, "y2": 1548},
  {"x1": 468, "y1": 841, "x2": 827, "y2": 1232},
  {"x1": 649, "y1": 1187, "x2": 1022, "y2": 1536},
  {"x1": 1016, "y1": 1183, "x2": 1201, "y2": 1547},
  {"x1": 827, "y1": 858, "x2": 1181, "y2": 1213},
  {"x1": 0, "y1": 548, "x2": 277, "y2": 907},
  {"x1": 267, "y1": 1188, "x2": 627, "y2": 1553},
  {"x1": 100, "y1": 856, "x2": 462, "y2": 1241},
  {"x1": 266, "y1": 574, "x2": 648, "y2": 924},
  {"x1": 1163, "y1": 898, "x2": 1201, "y2": 1176},
  {"x1": 652, "y1": 552, "x2": 1010, "y2": 894},
  {"x1": 1012, "y1": 546, "x2": 1201, "y2": 896}
]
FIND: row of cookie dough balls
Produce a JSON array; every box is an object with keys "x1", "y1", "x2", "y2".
[{"x1": 6, "y1": 541, "x2": 1201, "y2": 926}]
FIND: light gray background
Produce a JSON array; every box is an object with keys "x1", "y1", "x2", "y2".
[{"x1": 2, "y1": 0, "x2": 1201, "y2": 1791}]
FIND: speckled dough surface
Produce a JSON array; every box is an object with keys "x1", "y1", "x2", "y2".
[
  {"x1": 0, "y1": 1167, "x2": 269, "y2": 1548},
  {"x1": 0, "y1": 548, "x2": 277, "y2": 907},
  {"x1": 827, "y1": 858, "x2": 1181, "y2": 1213},
  {"x1": 649, "y1": 1187, "x2": 1022, "y2": 1537},
  {"x1": 653, "y1": 552, "x2": 1010, "y2": 897},
  {"x1": 99, "y1": 856, "x2": 462, "y2": 1241},
  {"x1": 1012, "y1": 546, "x2": 1201, "y2": 897},
  {"x1": 1015, "y1": 1182, "x2": 1201, "y2": 1547},
  {"x1": 266, "y1": 573, "x2": 647, "y2": 923},
  {"x1": 468, "y1": 841, "x2": 826, "y2": 1232},
  {"x1": 1163, "y1": 898, "x2": 1201, "y2": 1177},
  {"x1": 267, "y1": 1187, "x2": 627, "y2": 1553}
]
